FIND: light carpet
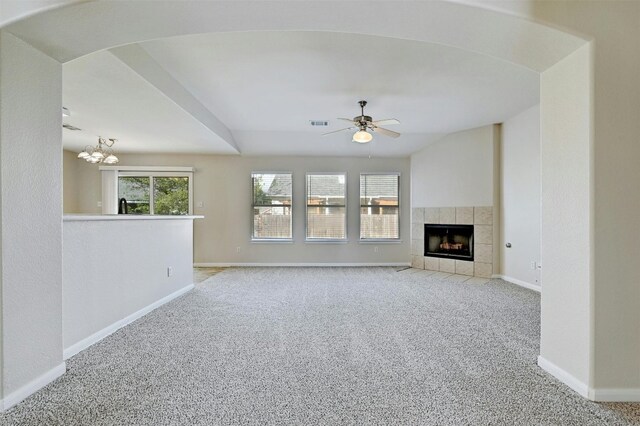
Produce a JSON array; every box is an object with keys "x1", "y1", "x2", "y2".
[{"x1": 1, "y1": 267, "x2": 638, "y2": 425}]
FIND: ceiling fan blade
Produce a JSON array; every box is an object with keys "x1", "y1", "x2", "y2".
[
  {"x1": 338, "y1": 118, "x2": 355, "y2": 123},
  {"x1": 372, "y1": 127, "x2": 401, "y2": 138},
  {"x1": 322, "y1": 127, "x2": 355, "y2": 136},
  {"x1": 372, "y1": 119, "x2": 400, "y2": 126}
]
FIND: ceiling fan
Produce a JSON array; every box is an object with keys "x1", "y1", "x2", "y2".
[{"x1": 323, "y1": 100, "x2": 400, "y2": 143}]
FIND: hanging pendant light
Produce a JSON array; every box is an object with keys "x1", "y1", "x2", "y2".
[{"x1": 77, "y1": 137, "x2": 119, "y2": 164}]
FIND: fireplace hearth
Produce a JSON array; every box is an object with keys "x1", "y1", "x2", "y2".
[{"x1": 424, "y1": 224, "x2": 474, "y2": 261}]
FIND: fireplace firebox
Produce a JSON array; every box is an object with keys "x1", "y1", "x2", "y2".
[{"x1": 424, "y1": 224, "x2": 474, "y2": 261}]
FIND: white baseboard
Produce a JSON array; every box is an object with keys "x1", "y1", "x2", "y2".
[
  {"x1": 494, "y1": 274, "x2": 541, "y2": 293},
  {"x1": 63, "y1": 283, "x2": 195, "y2": 360},
  {"x1": 590, "y1": 388, "x2": 640, "y2": 402},
  {"x1": 537, "y1": 355, "x2": 589, "y2": 398},
  {"x1": 194, "y1": 262, "x2": 411, "y2": 267},
  {"x1": 1, "y1": 362, "x2": 66, "y2": 411},
  {"x1": 538, "y1": 355, "x2": 640, "y2": 401}
]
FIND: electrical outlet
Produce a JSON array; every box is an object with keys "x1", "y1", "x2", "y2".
[
  {"x1": 236, "y1": 246, "x2": 241, "y2": 253},
  {"x1": 374, "y1": 246, "x2": 379, "y2": 253},
  {"x1": 97, "y1": 201, "x2": 102, "y2": 208},
  {"x1": 530, "y1": 261, "x2": 537, "y2": 270},
  {"x1": 167, "y1": 266, "x2": 173, "y2": 277}
]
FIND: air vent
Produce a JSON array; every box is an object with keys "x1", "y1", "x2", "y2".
[
  {"x1": 63, "y1": 124, "x2": 82, "y2": 131},
  {"x1": 310, "y1": 120, "x2": 329, "y2": 127}
]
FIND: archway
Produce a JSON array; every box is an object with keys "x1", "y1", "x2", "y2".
[{"x1": 1, "y1": 0, "x2": 621, "y2": 408}]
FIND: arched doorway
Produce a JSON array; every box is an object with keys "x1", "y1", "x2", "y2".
[{"x1": 2, "y1": 0, "x2": 619, "y2": 408}]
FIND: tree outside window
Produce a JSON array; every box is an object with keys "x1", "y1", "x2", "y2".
[{"x1": 118, "y1": 174, "x2": 191, "y2": 215}]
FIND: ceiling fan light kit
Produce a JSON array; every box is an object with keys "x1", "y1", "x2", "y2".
[
  {"x1": 353, "y1": 130, "x2": 373, "y2": 143},
  {"x1": 323, "y1": 100, "x2": 401, "y2": 144}
]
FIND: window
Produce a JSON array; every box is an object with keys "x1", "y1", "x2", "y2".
[
  {"x1": 306, "y1": 173, "x2": 347, "y2": 240},
  {"x1": 117, "y1": 172, "x2": 192, "y2": 215},
  {"x1": 153, "y1": 177, "x2": 190, "y2": 215},
  {"x1": 360, "y1": 174, "x2": 400, "y2": 240},
  {"x1": 118, "y1": 176, "x2": 150, "y2": 214},
  {"x1": 252, "y1": 173, "x2": 292, "y2": 240}
]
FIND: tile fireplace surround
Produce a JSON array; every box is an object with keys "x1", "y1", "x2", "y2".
[{"x1": 411, "y1": 207, "x2": 495, "y2": 278}]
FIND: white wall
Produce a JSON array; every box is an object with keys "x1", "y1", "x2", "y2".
[
  {"x1": 63, "y1": 153, "x2": 411, "y2": 265},
  {"x1": 533, "y1": 0, "x2": 640, "y2": 398},
  {"x1": 411, "y1": 125, "x2": 495, "y2": 208},
  {"x1": 575, "y1": 3, "x2": 640, "y2": 394},
  {"x1": 0, "y1": 31, "x2": 63, "y2": 406},
  {"x1": 539, "y1": 44, "x2": 593, "y2": 394},
  {"x1": 500, "y1": 104, "x2": 541, "y2": 288},
  {"x1": 63, "y1": 217, "x2": 195, "y2": 356}
]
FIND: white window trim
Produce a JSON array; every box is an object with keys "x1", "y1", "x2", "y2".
[
  {"x1": 251, "y1": 171, "x2": 293, "y2": 242},
  {"x1": 359, "y1": 172, "x2": 401, "y2": 242},
  {"x1": 100, "y1": 166, "x2": 194, "y2": 172},
  {"x1": 305, "y1": 172, "x2": 348, "y2": 242},
  {"x1": 101, "y1": 167, "x2": 193, "y2": 215}
]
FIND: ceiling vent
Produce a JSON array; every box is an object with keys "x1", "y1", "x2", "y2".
[
  {"x1": 309, "y1": 120, "x2": 329, "y2": 127},
  {"x1": 63, "y1": 124, "x2": 82, "y2": 131}
]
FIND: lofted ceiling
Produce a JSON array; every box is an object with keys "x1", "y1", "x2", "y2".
[{"x1": 62, "y1": 31, "x2": 539, "y2": 157}]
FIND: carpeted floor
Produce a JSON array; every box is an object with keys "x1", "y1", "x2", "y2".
[{"x1": 1, "y1": 267, "x2": 638, "y2": 425}]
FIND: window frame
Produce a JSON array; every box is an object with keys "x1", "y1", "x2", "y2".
[
  {"x1": 305, "y1": 172, "x2": 348, "y2": 243},
  {"x1": 250, "y1": 171, "x2": 293, "y2": 242},
  {"x1": 359, "y1": 172, "x2": 401, "y2": 242},
  {"x1": 117, "y1": 171, "x2": 193, "y2": 215}
]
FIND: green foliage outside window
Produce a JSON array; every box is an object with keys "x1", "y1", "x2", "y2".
[
  {"x1": 118, "y1": 175, "x2": 189, "y2": 215},
  {"x1": 252, "y1": 176, "x2": 271, "y2": 206},
  {"x1": 154, "y1": 177, "x2": 189, "y2": 215}
]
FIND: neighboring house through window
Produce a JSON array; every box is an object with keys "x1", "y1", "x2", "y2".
[
  {"x1": 306, "y1": 173, "x2": 347, "y2": 241},
  {"x1": 251, "y1": 172, "x2": 292, "y2": 240},
  {"x1": 360, "y1": 173, "x2": 400, "y2": 240}
]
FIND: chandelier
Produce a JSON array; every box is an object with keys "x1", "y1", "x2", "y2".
[{"x1": 77, "y1": 137, "x2": 119, "y2": 164}]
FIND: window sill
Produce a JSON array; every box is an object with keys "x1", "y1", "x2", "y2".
[
  {"x1": 359, "y1": 239, "x2": 403, "y2": 244},
  {"x1": 251, "y1": 239, "x2": 294, "y2": 243},
  {"x1": 305, "y1": 239, "x2": 349, "y2": 244}
]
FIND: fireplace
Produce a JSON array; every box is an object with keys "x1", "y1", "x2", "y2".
[{"x1": 424, "y1": 224, "x2": 474, "y2": 261}]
